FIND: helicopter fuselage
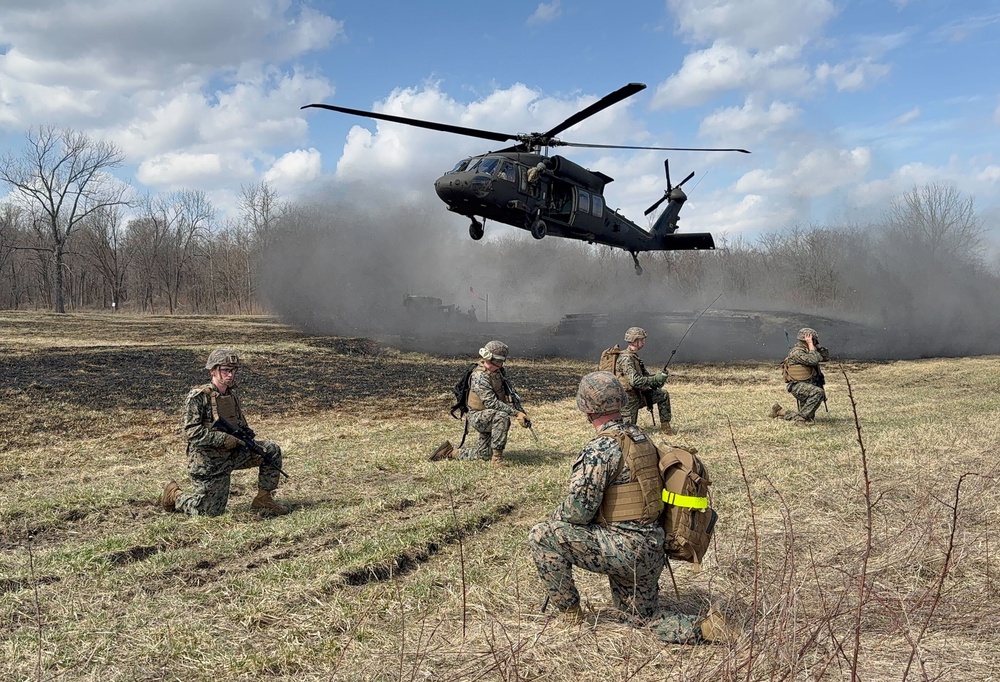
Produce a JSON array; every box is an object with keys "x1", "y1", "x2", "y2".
[{"x1": 433, "y1": 151, "x2": 714, "y2": 252}]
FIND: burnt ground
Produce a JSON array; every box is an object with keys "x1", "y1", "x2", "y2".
[{"x1": 0, "y1": 334, "x2": 584, "y2": 448}]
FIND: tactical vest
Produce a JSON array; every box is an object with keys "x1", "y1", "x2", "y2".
[
  {"x1": 595, "y1": 425, "x2": 664, "y2": 525},
  {"x1": 192, "y1": 384, "x2": 246, "y2": 428},
  {"x1": 617, "y1": 350, "x2": 646, "y2": 396},
  {"x1": 465, "y1": 364, "x2": 510, "y2": 411},
  {"x1": 781, "y1": 359, "x2": 816, "y2": 382}
]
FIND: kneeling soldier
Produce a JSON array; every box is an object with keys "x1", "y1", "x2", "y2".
[
  {"x1": 771, "y1": 327, "x2": 830, "y2": 425},
  {"x1": 526, "y1": 371, "x2": 736, "y2": 643},
  {"x1": 429, "y1": 340, "x2": 530, "y2": 468},
  {"x1": 161, "y1": 349, "x2": 290, "y2": 517}
]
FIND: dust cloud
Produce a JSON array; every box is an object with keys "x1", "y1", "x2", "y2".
[{"x1": 261, "y1": 188, "x2": 1000, "y2": 362}]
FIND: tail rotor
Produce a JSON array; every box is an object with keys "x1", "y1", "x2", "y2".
[{"x1": 645, "y1": 159, "x2": 694, "y2": 217}]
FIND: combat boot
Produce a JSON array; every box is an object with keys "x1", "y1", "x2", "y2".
[
  {"x1": 557, "y1": 604, "x2": 586, "y2": 625},
  {"x1": 699, "y1": 606, "x2": 741, "y2": 643},
  {"x1": 770, "y1": 403, "x2": 786, "y2": 418},
  {"x1": 428, "y1": 440, "x2": 455, "y2": 461},
  {"x1": 251, "y1": 489, "x2": 291, "y2": 515},
  {"x1": 160, "y1": 480, "x2": 180, "y2": 512},
  {"x1": 490, "y1": 449, "x2": 504, "y2": 468},
  {"x1": 659, "y1": 422, "x2": 676, "y2": 436},
  {"x1": 792, "y1": 416, "x2": 812, "y2": 427}
]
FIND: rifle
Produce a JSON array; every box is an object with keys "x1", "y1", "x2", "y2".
[
  {"x1": 500, "y1": 370, "x2": 539, "y2": 442},
  {"x1": 213, "y1": 416, "x2": 290, "y2": 480}
]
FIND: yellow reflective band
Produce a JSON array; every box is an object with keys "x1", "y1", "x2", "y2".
[{"x1": 662, "y1": 490, "x2": 708, "y2": 509}]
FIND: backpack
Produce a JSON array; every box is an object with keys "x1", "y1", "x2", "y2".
[
  {"x1": 658, "y1": 445, "x2": 716, "y2": 568},
  {"x1": 599, "y1": 344, "x2": 624, "y2": 375},
  {"x1": 449, "y1": 363, "x2": 478, "y2": 419}
]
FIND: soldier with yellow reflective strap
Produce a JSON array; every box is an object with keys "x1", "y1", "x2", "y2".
[
  {"x1": 771, "y1": 327, "x2": 830, "y2": 425},
  {"x1": 526, "y1": 371, "x2": 738, "y2": 643}
]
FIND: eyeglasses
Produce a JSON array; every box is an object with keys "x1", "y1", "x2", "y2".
[{"x1": 217, "y1": 366, "x2": 239, "y2": 375}]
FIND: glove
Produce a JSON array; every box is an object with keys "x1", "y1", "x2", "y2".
[
  {"x1": 222, "y1": 433, "x2": 244, "y2": 450},
  {"x1": 651, "y1": 371, "x2": 668, "y2": 387},
  {"x1": 515, "y1": 411, "x2": 531, "y2": 428},
  {"x1": 818, "y1": 347, "x2": 830, "y2": 362}
]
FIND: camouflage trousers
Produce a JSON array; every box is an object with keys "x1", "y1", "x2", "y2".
[
  {"x1": 457, "y1": 409, "x2": 510, "y2": 460},
  {"x1": 786, "y1": 381, "x2": 825, "y2": 421},
  {"x1": 527, "y1": 519, "x2": 664, "y2": 618},
  {"x1": 175, "y1": 441, "x2": 283, "y2": 517},
  {"x1": 623, "y1": 389, "x2": 671, "y2": 427}
]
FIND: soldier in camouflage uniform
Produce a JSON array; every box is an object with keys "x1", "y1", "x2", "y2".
[
  {"x1": 527, "y1": 371, "x2": 734, "y2": 643},
  {"x1": 616, "y1": 327, "x2": 674, "y2": 435},
  {"x1": 771, "y1": 327, "x2": 830, "y2": 425},
  {"x1": 429, "y1": 340, "x2": 530, "y2": 468},
  {"x1": 160, "y1": 349, "x2": 290, "y2": 517}
]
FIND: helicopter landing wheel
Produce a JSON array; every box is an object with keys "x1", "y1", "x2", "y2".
[
  {"x1": 469, "y1": 219, "x2": 484, "y2": 241},
  {"x1": 630, "y1": 252, "x2": 643, "y2": 276},
  {"x1": 530, "y1": 218, "x2": 547, "y2": 240}
]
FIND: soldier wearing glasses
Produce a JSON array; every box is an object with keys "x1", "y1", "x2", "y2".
[{"x1": 160, "y1": 348, "x2": 290, "y2": 516}]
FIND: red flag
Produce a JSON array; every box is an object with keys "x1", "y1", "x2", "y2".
[{"x1": 469, "y1": 286, "x2": 487, "y2": 301}]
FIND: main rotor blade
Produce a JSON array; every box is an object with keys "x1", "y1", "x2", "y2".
[
  {"x1": 301, "y1": 103, "x2": 515, "y2": 143},
  {"x1": 556, "y1": 141, "x2": 751, "y2": 153},
  {"x1": 542, "y1": 83, "x2": 647, "y2": 139}
]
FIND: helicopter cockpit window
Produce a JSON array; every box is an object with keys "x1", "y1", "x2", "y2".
[
  {"x1": 476, "y1": 157, "x2": 500, "y2": 176},
  {"x1": 448, "y1": 158, "x2": 472, "y2": 174},
  {"x1": 592, "y1": 194, "x2": 604, "y2": 218},
  {"x1": 497, "y1": 161, "x2": 516, "y2": 182},
  {"x1": 578, "y1": 190, "x2": 591, "y2": 215}
]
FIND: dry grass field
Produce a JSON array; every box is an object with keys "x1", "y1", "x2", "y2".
[{"x1": 2, "y1": 311, "x2": 999, "y2": 681}]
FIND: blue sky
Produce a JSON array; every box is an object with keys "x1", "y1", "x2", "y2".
[{"x1": 1, "y1": 0, "x2": 998, "y2": 243}]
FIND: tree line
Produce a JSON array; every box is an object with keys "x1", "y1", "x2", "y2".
[{"x1": 1, "y1": 126, "x2": 996, "y2": 334}]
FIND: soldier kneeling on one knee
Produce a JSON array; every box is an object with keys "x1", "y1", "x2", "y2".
[
  {"x1": 771, "y1": 327, "x2": 830, "y2": 425},
  {"x1": 161, "y1": 349, "x2": 290, "y2": 517}
]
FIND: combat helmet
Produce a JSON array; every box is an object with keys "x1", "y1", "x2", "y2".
[
  {"x1": 796, "y1": 328, "x2": 818, "y2": 342},
  {"x1": 205, "y1": 348, "x2": 240, "y2": 370},
  {"x1": 479, "y1": 340, "x2": 509, "y2": 364},
  {"x1": 576, "y1": 371, "x2": 626, "y2": 415},
  {"x1": 624, "y1": 326, "x2": 647, "y2": 343}
]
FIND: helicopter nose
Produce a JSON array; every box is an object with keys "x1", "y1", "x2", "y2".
[{"x1": 435, "y1": 172, "x2": 486, "y2": 204}]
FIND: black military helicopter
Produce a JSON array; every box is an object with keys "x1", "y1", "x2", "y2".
[{"x1": 302, "y1": 83, "x2": 749, "y2": 275}]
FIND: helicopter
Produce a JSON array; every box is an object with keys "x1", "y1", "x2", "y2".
[{"x1": 302, "y1": 83, "x2": 749, "y2": 275}]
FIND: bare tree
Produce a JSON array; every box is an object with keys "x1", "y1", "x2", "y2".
[
  {"x1": 145, "y1": 189, "x2": 216, "y2": 313},
  {"x1": 79, "y1": 204, "x2": 132, "y2": 310},
  {"x1": 882, "y1": 182, "x2": 985, "y2": 264},
  {"x1": 238, "y1": 182, "x2": 287, "y2": 312},
  {"x1": 0, "y1": 126, "x2": 129, "y2": 312}
]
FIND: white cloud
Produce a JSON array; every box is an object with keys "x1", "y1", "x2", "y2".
[
  {"x1": 263, "y1": 148, "x2": 323, "y2": 196},
  {"x1": 734, "y1": 169, "x2": 787, "y2": 193},
  {"x1": 976, "y1": 165, "x2": 1000, "y2": 184},
  {"x1": 652, "y1": 43, "x2": 810, "y2": 108},
  {"x1": 527, "y1": 1, "x2": 561, "y2": 25},
  {"x1": 814, "y1": 59, "x2": 891, "y2": 91},
  {"x1": 787, "y1": 147, "x2": 871, "y2": 196},
  {"x1": 891, "y1": 106, "x2": 921, "y2": 127},
  {"x1": 667, "y1": 0, "x2": 837, "y2": 51},
  {"x1": 137, "y1": 151, "x2": 255, "y2": 190},
  {"x1": 699, "y1": 98, "x2": 802, "y2": 140}
]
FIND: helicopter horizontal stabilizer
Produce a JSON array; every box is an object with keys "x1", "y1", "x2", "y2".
[{"x1": 660, "y1": 233, "x2": 715, "y2": 251}]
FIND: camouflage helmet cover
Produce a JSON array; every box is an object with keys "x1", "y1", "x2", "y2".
[
  {"x1": 576, "y1": 371, "x2": 626, "y2": 415},
  {"x1": 796, "y1": 328, "x2": 818, "y2": 342},
  {"x1": 205, "y1": 348, "x2": 241, "y2": 370},
  {"x1": 624, "y1": 326, "x2": 648, "y2": 343},
  {"x1": 479, "y1": 340, "x2": 509, "y2": 363}
]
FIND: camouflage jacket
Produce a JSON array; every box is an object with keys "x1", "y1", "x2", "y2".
[
  {"x1": 553, "y1": 419, "x2": 661, "y2": 533},
  {"x1": 615, "y1": 350, "x2": 660, "y2": 394},
  {"x1": 183, "y1": 384, "x2": 247, "y2": 454},
  {"x1": 785, "y1": 341, "x2": 829, "y2": 385},
  {"x1": 468, "y1": 365, "x2": 518, "y2": 416}
]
